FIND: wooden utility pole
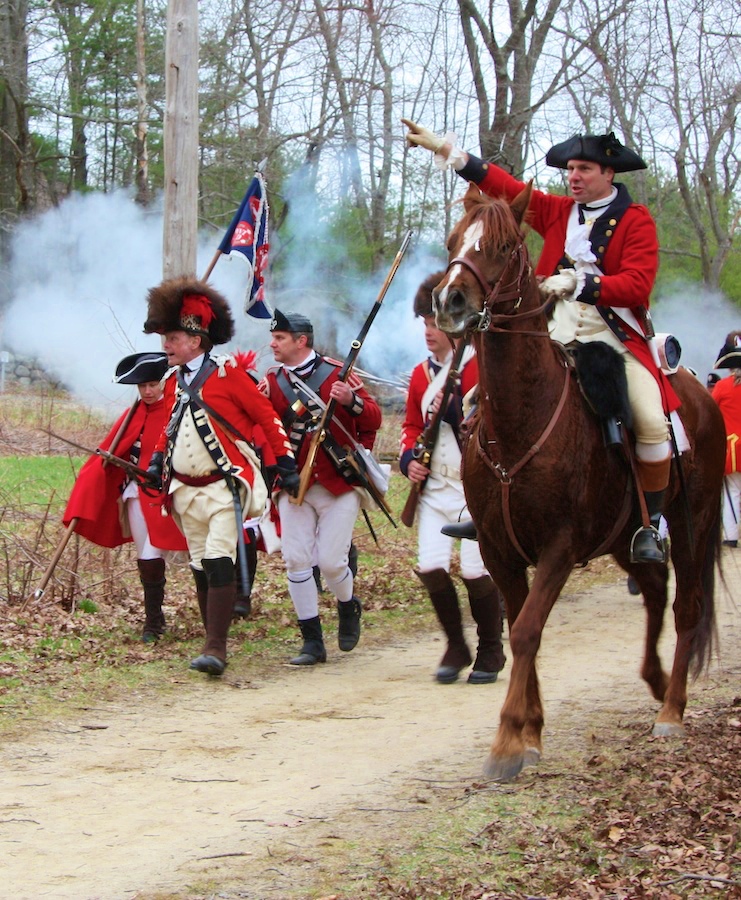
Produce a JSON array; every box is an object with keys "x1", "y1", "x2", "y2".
[{"x1": 163, "y1": 0, "x2": 199, "y2": 279}]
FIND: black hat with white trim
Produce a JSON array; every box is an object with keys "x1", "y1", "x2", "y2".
[
  {"x1": 114, "y1": 351, "x2": 169, "y2": 384},
  {"x1": 714, "y1": 331, "x2": 741, "y2": 369}
]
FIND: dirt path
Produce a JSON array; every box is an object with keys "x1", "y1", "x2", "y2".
[{"x1": 3, "y1": 555, "x2": 740, "y2": 900}]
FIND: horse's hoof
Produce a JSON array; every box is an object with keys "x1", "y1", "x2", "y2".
[
  {"x1": 652, "y1": 721, "x2": 685, "y2": 738},
  {"x1": 483, "y1": 752, "x2": 523, "y2": 782},
  {"x1": 522, "y1": 747, "x2": 541, "y2": 769}
]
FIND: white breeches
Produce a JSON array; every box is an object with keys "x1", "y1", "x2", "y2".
[
  {"x1": 416, "y1": 474, "x2": 486, "y2": 579},
  {"x1": 722, "y1": 473, "x2": 741, "y2": 541},
  {"x1": 170, "y1": 480, "x2": 245, "y2": 569},
  {"x1": 125, "y1": 495, "x2": 164, "y2": 562},
  {"x1": 278, "y1": 485, "x2": 361, "y2": 619}
]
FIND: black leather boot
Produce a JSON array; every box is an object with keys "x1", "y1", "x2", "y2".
[
  {"x1": 138, "y1": 558, "x2": 166, "y2": 643},
  {"x1": 630, "y1": 491, "x2": 667, "y2": 564},
  {"x1": 441, "y1": 519, "x2": 478, "y2": 540},
  {"x1": 290, "y1": 616, "x2": 327, "y2": 666},
  {"x1": 337, "y1": 597, "x2": 362, "y2": 651},
  {"x1": 462, "y1": 575, "x2": 505, "y2": 684},
  {"x1": 415, "y1": 568, "x2": 472, "y2": 683}
]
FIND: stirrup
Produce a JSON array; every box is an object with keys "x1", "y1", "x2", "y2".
[
  {"x1": 441, "y1": 519, "x2": 478, "y2": 541},
  {"x1": 629, "y1": 525, "x2": 667, "y2": 564}
]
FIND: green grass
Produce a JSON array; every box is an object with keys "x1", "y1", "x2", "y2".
[{"x1": 0, "y1": 455, "x2": 83, "y2": 505}]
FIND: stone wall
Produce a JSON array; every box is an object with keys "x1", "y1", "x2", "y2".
[{"x1": 0, "y1": 350, "x2": 62, "y2": 390}]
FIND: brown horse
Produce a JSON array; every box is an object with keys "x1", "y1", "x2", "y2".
[{"x1": 433, "y1": 182, "x2": 726, "y2": 781}]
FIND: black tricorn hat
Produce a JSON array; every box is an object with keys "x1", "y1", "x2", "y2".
[
  {"x1": 413, "y1": 270, "x2": 446, "y2": 318},
  {"x1": 114, "y1": 351, "x2": 169, "y2": 385},
  {"x1": 546, "y1": 132, "x2": 647, "y2": 172},
  {"x1": 269, "y1": 308, "x2": 313, "y2": 334},
  {"x1": 714, "y1": 331, "x2": 741, "y2": 369},
  {"x1": 143, "y1": 276, "x2": 234, "y2": 345}
]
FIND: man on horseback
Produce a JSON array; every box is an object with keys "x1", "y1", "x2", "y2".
[{"x1": 402, "y1": 119, "x2": 680, "y2": 563}]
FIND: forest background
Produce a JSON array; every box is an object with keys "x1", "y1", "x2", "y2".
[{"x1": 0, "y1": 0, "x2": 739, "y2": 404}]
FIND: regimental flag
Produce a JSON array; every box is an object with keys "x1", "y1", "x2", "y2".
[{"x1": 218, "y1": 173, "x2": 272, "y2": 319}]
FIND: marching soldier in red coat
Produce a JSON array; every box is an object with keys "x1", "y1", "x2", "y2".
[
  {"x1": 63, "y1": 351, "x2": 187, "y2": 642},
  {"x1": 710, "y1": 331, "x2": 741, "y2": 547},
  {"x1": 260, "y1": 310, "x2": 382, "y2": 666},
  {"x1": 403, "y1": 119, "x2": 680, "y2": 563},
  {"x1": 143, "y1": 278, "x2": 298, "y2": 676},
  {"x1": 400, "y1": 273, "x2": 505, "y2": 684}
]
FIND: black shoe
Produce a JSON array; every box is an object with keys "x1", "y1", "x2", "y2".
[
  {"x1": 189, "y1": 654, "x2": 226, "y2": 676},
  {"x1": 435, "y1": 664, "x2": 463, "y2": 684},
  {"x1": 722, "y1": 539, "x2": 738, "y2": 548},
  {"x1": 141, "y1": 629, "x2": 161, "y2": 644},
  {"x1": 630, "y1": 526, "x2": 667, "y2": 564},
  {"x1": 289, "y1": 646, "x2": 327, "y2": 666},
  {"x1": 467, "y1": 669, "x2": 499, "y2": 685},
  {"x1": 441, "y1": 520, "x2": 478, "y2": 540},
  {"x1": 337, "y1": 598, "x2": 362, "y2": 651}
]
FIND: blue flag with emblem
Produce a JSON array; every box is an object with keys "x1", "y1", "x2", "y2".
[{"x1": 218, "y1": 173, "x2": 272, "y2": 319}]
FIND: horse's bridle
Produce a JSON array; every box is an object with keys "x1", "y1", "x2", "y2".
[{"x1": 445, "y1": 239, "x2": 551, "y2": 335}]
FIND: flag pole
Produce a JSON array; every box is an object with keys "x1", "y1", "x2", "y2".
[{"x1": 200, "y1": 247, "x2": 222, "y2": 281}]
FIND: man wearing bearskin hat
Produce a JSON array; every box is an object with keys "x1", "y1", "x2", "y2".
[
  {"x1": 63, "y1": 351, "x2": 188, "y2": 642},
  {"x1": 143, "y1": 277, "x2": 298, "y2": 676},
  {"x1": 400, "y1": 272, "x2": 505, "y2": 685},
  {"x1": 260, "y1": 309, "x2": 382, "y2": 666},
  {"x1": 709, "y1": 331, "x2": 741, "y2": 548},
  {"x1": 403, "y1": 119, "x2": 680, "y2": 564}
]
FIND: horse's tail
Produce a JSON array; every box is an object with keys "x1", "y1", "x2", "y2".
[{"x1": 690, "y1": 498, "x2": 722, "y2": 679}]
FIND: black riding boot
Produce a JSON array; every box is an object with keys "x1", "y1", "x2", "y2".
[
  {"x1": 138, "y1": 558, "x2": 166, "y2": 643},
  {"x1": 462, "y1": 575, "x2": 506, "y2": 684},
  {"x1": 415, "y1": 568, "x2": 472, "y2": 683},
  {"x1": 233, "y1": 529, "x2": 258, "y2": 619},
  {"x1": 289, "y1": 616, "x2": 327, "y2": 666},
  {"x1": 630, "y1": 491, "x2": 667, "y2": 564},
  {"x1": 441, "y1": 519, "x2": 478, "y2": 541}
]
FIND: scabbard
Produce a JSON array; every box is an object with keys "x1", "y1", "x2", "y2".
[{"x1": 226, "y1": 475, "x2": 251, "y2": 595}]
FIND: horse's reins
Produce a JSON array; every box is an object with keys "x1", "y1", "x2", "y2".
[{"x1": 446, "y1": 241, "x2": 551, "y2": 335}]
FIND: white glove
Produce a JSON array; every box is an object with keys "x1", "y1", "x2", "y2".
[
  {"x1": 539, "y1": 270, "x2": 578, "y2": 303},
  {"x1": 401, "y1": 118, "x2": 446, "y2": 153}
]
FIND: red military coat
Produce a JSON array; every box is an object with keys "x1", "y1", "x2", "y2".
[
  {"x1": 400, "y1": 352, "x2": 479, "y2": 465},
  {"x1": 261, "y1": 359, "x2": 382, "y2": 496},
  {"x1": 472, "y1": 162, "x2": 680, "y2": 413},
  {"x1": 711, "y1": 374, "x2": 741, "y2": 474},
  {"x1": 62, "y1": 397, "x2": 187, "y2": 550},
  {"x1": 155, "y1": 361, "x2": 294, "y2": 492}
]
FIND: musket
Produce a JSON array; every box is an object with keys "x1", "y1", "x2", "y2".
[
  {"x1": 400, "y1": 334, "x2": 469, "y2": 528},
  {"x1": 295, "y1": 229, "x2": 412, "y2": 505},
  {"x1": 24, "y1": 405, "x2": 143, "y2": 609}
]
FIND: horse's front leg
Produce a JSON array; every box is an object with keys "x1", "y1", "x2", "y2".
[{"x1": 484, "y1": 558, "x2": 571, "y2": 781}]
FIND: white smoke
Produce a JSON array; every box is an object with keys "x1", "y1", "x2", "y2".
[
  {"x1": 652, "y1": 285, "x2": 739, "y2": 384},
  {"x1": 3, "y1": 188, "x2": 438, "y2": 417}
]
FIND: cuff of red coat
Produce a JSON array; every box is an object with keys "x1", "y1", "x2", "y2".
[
  {"x1": 456, "y1": 153, "x2": 489, "y2": 185},
  {"x1": 399, "y1": 448, "x2": 415, "y2": 478},
  {"x1": 575, "y1": 272, "x2": 602, "y2": 305}
]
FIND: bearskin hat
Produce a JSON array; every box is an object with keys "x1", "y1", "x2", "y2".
[
  {"x1": 714, "y1": 330, "x2": 741, "y2": 369},
  {"x1": 413, "y1": 270, "x2": 446, "y2": 318},
  {"x1": 143, "y1": 276, "x2": 235, "y2": 345}
]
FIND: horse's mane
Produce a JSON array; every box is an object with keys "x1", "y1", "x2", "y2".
[{"x1": 453, "y1": 189, "x2": 526, "y2": 254}]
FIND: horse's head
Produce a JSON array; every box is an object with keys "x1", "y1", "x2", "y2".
[{"x1": 433, "y1": 181, "x2": 533, "y2": 335}]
